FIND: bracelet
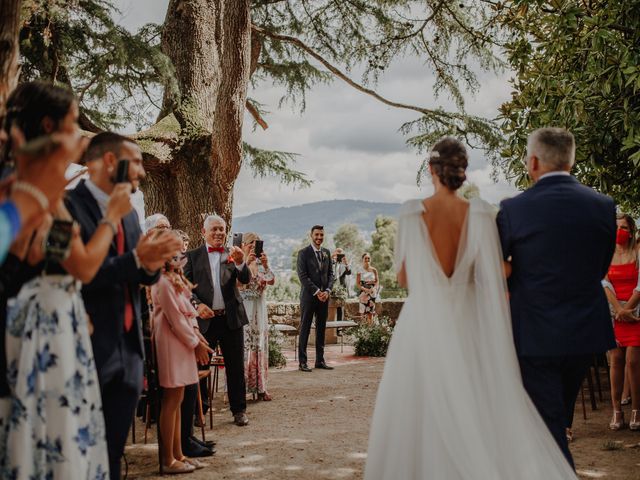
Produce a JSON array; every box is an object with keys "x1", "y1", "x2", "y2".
[
  {"x1": 12, "y1": 181, "x2": 49, "y2": 212},
  {"x1": 98, "y1": 219, "x2": 118, "y2": 236}
]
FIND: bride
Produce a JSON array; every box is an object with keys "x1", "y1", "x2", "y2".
[{"x1": 364, "y1": 137, "x2": 577, "y2": 479}]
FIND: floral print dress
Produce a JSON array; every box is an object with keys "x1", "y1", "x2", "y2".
[
  {"x1": 0, "y1": 275, "x2": 109, "y2": 480},
  {"x1": 240, "y1": 265, "x2": 274, "y2": 395}
]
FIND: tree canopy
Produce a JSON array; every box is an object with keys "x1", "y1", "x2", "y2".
[{"x1": 497, "y1": 0, "x2": 640, "y2": 212}]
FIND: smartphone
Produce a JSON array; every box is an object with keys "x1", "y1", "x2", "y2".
[
  {"x1": 115, "y1": 159, "x2": 130, "y2": 183},
  {"x1": 254, "y1": 240, "x2": 264, "y2": 257},
  {"x1": 232, "y1": 232, "x2": 243, "y2": 248},
  {"x1": 44, "y1": 219, "x2": 74, "y2": 262}
]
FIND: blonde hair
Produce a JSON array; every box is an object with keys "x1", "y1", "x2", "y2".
[{"x1": 242, "y1": 232, "x2": 260, "y2": 244}]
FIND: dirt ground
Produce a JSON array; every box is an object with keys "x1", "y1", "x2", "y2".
[{"x1": 124, "y1": 346, "x2": 640, "y2": 479}]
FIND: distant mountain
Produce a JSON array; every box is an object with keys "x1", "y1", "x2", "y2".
[
  {"x1": 233, "y1": 199, "x2": 401, "y2": 240},
  {"x1": 232, "y1": 199, "x2": 401, "y2": 272}
]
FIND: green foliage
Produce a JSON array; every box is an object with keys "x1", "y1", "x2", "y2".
[
  {"x1": 268, "y1": 326, "x2": 287, "y2": 368},
  {"x1": 266, "y1": 275, "x2": 299, "y2": 302},
  {"x1": 370, "y1": 216, "x2": 399, "y2": 291},
  {"x1": 497, "y1": 0, "x2": 640, "y2": 212},
  {"x1": 19, "y1": 0, "x2": 175, "y2": 130},
  {"x1": 242, "y1": 142, "x2": 310, "y2": 187},
  {"x1": 353, "y1": 317, "x2": 394, "y2": 357},
  {"x1": 333, "y1": 223, "x2": 367, "y2": 263}
]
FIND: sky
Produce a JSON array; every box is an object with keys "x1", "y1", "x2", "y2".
[{"x1": 113, "y1": 0, "x2": 519, "y2": 218}]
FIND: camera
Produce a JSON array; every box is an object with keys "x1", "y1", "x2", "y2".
[
  {"x1": 43, "y1": 219, "x2": 74, "y2": 263},
  {"x1": 254, "y1": 240, "x2": 264, "y2": 257},
  {"x1": 232, "y1": 232, "x2": 243, "y2": 248},
  {"x1": 336, "y1": 253, "x2": 345, "y2": 262}
]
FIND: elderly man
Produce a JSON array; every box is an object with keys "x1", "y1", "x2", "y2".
[
  {"x1": 184, "y1": 215, "x2": 252, "y2": 426},
  {"x1": 497, "y1": 127, "x2": 616, "y2": 467}
]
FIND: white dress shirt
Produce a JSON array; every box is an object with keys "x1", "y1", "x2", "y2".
[
  {"x1": 539, "y1": 171, "x2": 571, "y2": 181},
  {"x1": 206, "y1": 245, "x2": 246, "y2": 310}
]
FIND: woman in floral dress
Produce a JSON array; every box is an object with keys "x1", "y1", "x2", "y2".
[
  {"x1": 357, "y1": 252, "x2": 379, "y2": 325},
  {"x1": 0, "y1": 82, "x2": 131, "y2": 479},
  {"x1": 240, "y1": 233, "x2": 275, "y2": 400}
]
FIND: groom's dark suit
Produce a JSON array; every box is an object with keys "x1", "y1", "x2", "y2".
[
  {"x1": 497, "y1": 174, "x2": 616, "y2": 466},
  {"x1": 297, "y1": 245, "x2": 335, "y2": 365},
  {"x1": 184, "y1": 246, "x2": 251, "y2": 415}
]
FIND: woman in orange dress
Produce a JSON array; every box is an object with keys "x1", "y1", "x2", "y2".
[
  {"x1": 603, "y1": 214, "x2": 640, "y2": 431},
  {"x1": 152, "y1": 241, "x2": 213, "y2": 473}
]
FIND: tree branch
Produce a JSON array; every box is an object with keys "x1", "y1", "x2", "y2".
[
  {"x1": 252, "y1": 25, "x2": 445, "y2": 119},
  {"x1": 246, "y1": 100, "x2": 268, "y2": 129}
]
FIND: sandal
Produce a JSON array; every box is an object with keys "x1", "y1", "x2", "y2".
[
  {"x1": 622, "y1": 396, "x2": 632, "y2": 406},
  {"x1": 182, "y1": 457, "x2": 207, "y2": 470},
  {"x1": 630, "y1": 410, "x2": 640, "y2": 431},
  {"x1": 609, "y1": 411, "x2": 625, "y2": 431},
  {"x1": 163, "y1": 460, "x2": 195, "y2": 474},
  {"x1": 258, "y1": 392, "x2": 273, "y2": 401}
]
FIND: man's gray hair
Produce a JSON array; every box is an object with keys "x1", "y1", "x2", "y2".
[
  {"x1": 527, "y1": 127, "x2": 575, "y2": 170},
  {"x1": 144, "y1": 213, "x2": 169, "y2": 232},
  {"x1": 203, "y1": 214, "x2": 226, "y2": 230}
]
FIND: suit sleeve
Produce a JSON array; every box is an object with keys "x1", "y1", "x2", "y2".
[
  {"x1": 183, "y1": 251, "x2": 203, "y2": 306},
  {"x1": 236, "y1": 262, "x2": 251, "y2": 284},
  {"x1": 495, "y1": 203, "x2": 512, "y2": 261},
  {"x1": 82, "y1": 252, "x2": 159, "y2": 291},
  {"x1": 297, "y1": 249, "x2": 319, "y2": 294},
  {"x1": 152, "y1": 279, "x2": 199, "y2": 349}
]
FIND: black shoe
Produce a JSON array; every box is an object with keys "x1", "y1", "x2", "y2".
[
  {"x1": 299, "y1": 363, "x2": 312, "y2": 372},
  {"x1": 314, "y1": 362, "x2": 334, "y2": 370},
  {"x1": 190, "y1": 435, "x2": 216, "y2": 449},
  {"x1": 183, "y1": 439, "x2": 214, "y2": 457}
]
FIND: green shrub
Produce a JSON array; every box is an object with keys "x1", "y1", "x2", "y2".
[
  {"x1": 353, "y1": 317, "x2": 394, "y2": 357},
  {"x1": 268, "y1": 326, "x2": 287, "y2": 368}
]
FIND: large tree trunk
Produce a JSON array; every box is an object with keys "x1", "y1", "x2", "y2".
[
  {"x1": 142, "y1": 0, "x2": 251, "y2": 243},
  {"x1": 0, "y1": 0, "x2": 21, "y2": 114}
]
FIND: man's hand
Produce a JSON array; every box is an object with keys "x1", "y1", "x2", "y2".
[
  {"x1": 197, "y1": 303, "x2": 214, "y2": 319},
  {"x1": 136, "y1": 231, "x2": 182, "y2": 271},
  {"x1": 195, "y1": 341, "x2": 214, "y2": 365},
  {"x1": 229, "y1": 245, "x2": 244, "y2": 264},
  {"x1": 317, "y1": 291, "x2": 329, "y2": 302}
]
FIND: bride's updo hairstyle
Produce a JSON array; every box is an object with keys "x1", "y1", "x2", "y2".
[{"x1": 428, "y1": 137, "x2": 468, "y2": 191}]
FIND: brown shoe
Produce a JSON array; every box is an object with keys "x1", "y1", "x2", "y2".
[{"x1": 233, "y1": 412, "x2": 249, "y2": 426}]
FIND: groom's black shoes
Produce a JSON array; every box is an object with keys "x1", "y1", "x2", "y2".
[
  {"x1": 314, "y1": 362, "x2": 334, "y2": 370},
  {"x1": 299, "y1": 363, "x2": 312, "y2": 372}
]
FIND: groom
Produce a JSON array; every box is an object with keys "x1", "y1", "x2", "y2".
[
  {"x1": 297, "y1": 225, "x2": 335, "y2": 371},
  {"x1": 497, "y1": 127, "x2": 616, "y2": 467}
]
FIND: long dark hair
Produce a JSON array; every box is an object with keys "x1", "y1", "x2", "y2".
[{"x1": 2, "y1": 81, "x2": 76, "y2": 169}]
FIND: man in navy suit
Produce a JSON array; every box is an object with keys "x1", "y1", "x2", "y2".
[
  {"x1": 297, "y1": 225, "x2": 335, "y2": 372},
  {"x1": 497, "y1": 127, "x2": 616, "y2": 467},
  {"x1": 66, "y1": 132, "x2": 182, "y2": 479}
]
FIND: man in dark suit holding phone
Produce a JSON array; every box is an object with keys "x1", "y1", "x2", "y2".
[
  {"x1": 297, "y1": 225, "x2": 335, "y2": 372},
  {"x1": 184, "y1": 214, "x2": 252, "y2": 426},
  {"x1": 66, "y1": 132, "x2": 182, "y2": 479}
]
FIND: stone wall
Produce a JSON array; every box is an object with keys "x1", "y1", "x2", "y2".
[{"x1": 267, "y1": 298, "x2": 405, "y2": 327}]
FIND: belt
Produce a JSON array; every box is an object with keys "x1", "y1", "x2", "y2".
[{"x1": 212, "y1": 309, "x2": 226, "y2": 317}]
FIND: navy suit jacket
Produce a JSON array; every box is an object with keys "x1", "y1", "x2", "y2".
[
  {"x1": 65, "y1": 180, "x2": 159, "y2": 373},
  {"x1": 183, "y1": 245, "x2": 251, "y2": 333},
  {"x1": 497, "y1": 175, "x2": 617, "y2": 357},
  {"x1": 297, "y1": 245, "x2": 335, "y2": 303}
]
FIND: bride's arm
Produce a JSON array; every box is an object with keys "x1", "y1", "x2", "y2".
[{"x1": 397, "y1": 263, "x2": 407, "y2": 289}]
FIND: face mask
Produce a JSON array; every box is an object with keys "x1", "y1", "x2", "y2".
[{"x1": 616, "y1": 228, "x2": 631, "y2": 246}]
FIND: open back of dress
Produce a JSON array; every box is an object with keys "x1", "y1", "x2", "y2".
[{"x1": 364, "y1": 198, "x2": 577, "y2": 480}]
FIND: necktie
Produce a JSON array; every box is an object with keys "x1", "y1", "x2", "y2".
[
  {"x1": 116, "y1": 222, "x2": 134, "y2": 332},
  {"x1": 316, "y1": 250, "x2": 323, "y2": 265},
  {"x1": 208, "y1": 246, "x2": 225, "y2": 253}
]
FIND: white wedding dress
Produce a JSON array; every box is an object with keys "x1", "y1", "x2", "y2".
[{"x1": 364, "y1": 198, "x2": 577, "y2": 480}]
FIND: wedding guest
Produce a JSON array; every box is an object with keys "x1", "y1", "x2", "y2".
[
  {"x1": 65, "y1": 132, "x2": 182, "y2": 479},
  {"x1": 332, "y1": 248, "x2": 351, "y2": 321},
  {"x1": 357, "y1": 252, "x2": 379, "y2": 324},
  {"x1": 240, "y1": 232, "x2": 275, "y2": 400},
  {"x1": 151, "y1": 234, "x2": 213, "y2": 473},
  {"x1": 175, "y1": 229, "x2": 190, "y2": 253},
  {"x1": 602, "y1": 213, "x2": 640, "y2": 430},
  {"x1": 184, "y1": 215, "x2": 251, "y2": 426},
  {"x1": 145, "y1": 213, "x2": 170, "y2": 233},
  {"x1": 0, "y1": 82, "x2": 134, "y2": 479}
]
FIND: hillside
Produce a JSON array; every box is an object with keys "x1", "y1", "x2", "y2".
[{"x1": 233, "y1": 199, "x2": 401, "y2": 239}]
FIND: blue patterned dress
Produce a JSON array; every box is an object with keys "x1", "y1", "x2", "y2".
[{"x1": 0, "y1": 275, "x2": 109, "y2": 479}]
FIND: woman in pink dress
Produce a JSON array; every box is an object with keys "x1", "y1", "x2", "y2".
[{"x1": 152, "y1": 245, "x2": 213, "y2": 473}]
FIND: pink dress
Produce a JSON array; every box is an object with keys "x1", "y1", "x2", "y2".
[{"x1": 151, "y1": 275, "x2": 200, "y2": 388}]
